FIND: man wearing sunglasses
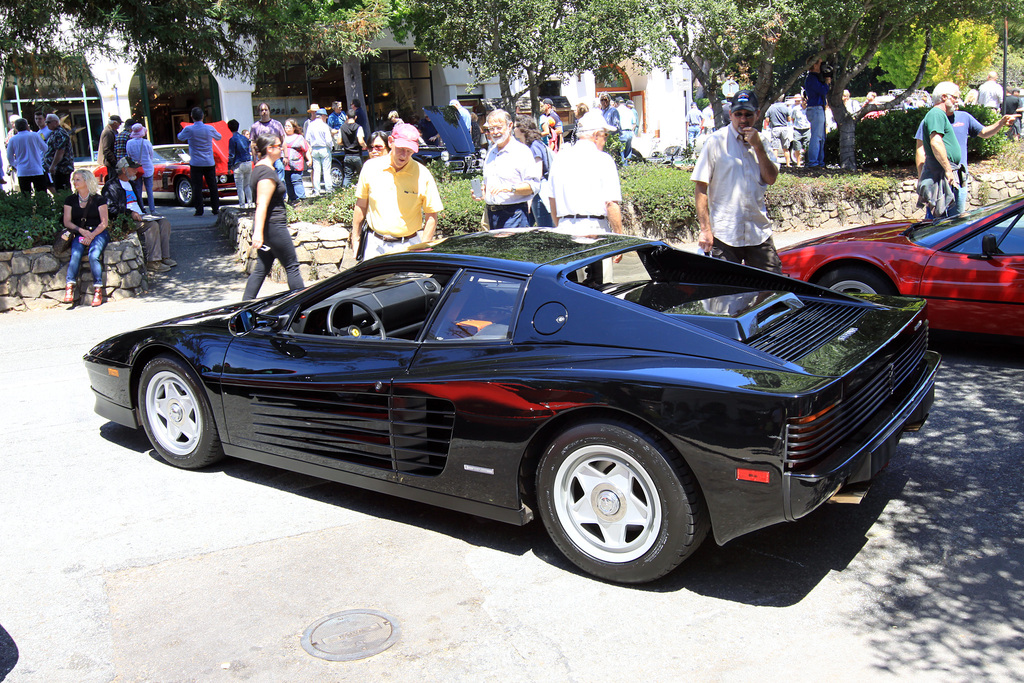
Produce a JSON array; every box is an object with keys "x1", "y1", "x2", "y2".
[{"x1": 691, "y1": 89, "x2": 782, "y2": 272}]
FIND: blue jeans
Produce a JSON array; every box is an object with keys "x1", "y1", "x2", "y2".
[
  {"x1": 274, "y1": 158, "x2": 285, "y2": 183},
  {"x1": 806, "y1": 106, "x2": 825, "y2": 167},
  {"x1": 284, "y1": 170, "x2": 305, "y2": 200},
  {"x1": 688, "y1": 124, "x2": 700, "y2": 146},
  {"x1": 619, "y1": 131, "x2": 634, "y2": 165},
  {"x1": 310, "y1": 148, "x2": 332, "y2": 194},
  {"x1": 530, "y1": 193, "x2": 553, "y2": 227},
  {"x1": 138, "y1": 174, "x2": 155, "y2": 215},
  {"x1": 342, "y1": 154, "x2": 363, "y2": 188},
  {"x1": 67, "y1": 231, "x2": 110, "y2": 284},
  {"x1": 487, "y1": 203, "x2": 530, "y2": 230}
]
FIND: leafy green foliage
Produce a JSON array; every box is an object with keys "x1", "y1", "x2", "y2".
[
  {"x1": 874, "y1": 19, "x2": 998, "y2": 88},
  {"x1": 0, "y1": 189, "x2": 138, "y2": 251}
]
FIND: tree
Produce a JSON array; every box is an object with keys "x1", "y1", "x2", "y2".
[
  {"x1": 874, "y1": 19, "x2": 998, "y2": 88},
  {"x1": 0, "y1": 0, "x2": 391, "y2": 89},
  {"x1": 649, "y1": 0, "x2": 1000, "y2": 169},
  {"x1": 395, "y1": 0, "x2": 659, "y2": 115}
]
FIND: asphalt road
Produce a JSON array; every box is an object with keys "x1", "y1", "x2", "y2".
[{"x1": 2, "y1": 209, "x2": 1023, "y2": 682}]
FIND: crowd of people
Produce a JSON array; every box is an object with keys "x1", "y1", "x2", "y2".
[{"x1": 8, "y1": 71, "x2": 1022, "y2": 307}]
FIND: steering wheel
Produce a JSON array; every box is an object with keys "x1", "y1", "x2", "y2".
[{"x1": 327, "y1": 299, "x2": 386, "y2": 339}]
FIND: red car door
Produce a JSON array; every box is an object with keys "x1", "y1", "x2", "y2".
[{"x1": 919, "y1": 220, "x2": 1024, "y2": 337}]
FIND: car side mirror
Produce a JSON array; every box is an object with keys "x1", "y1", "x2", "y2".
[
  {"x1": 982, "y1": 233, "x2": 1000, "y2": 257},
  {"x1": 229, "y1": 310, "x2": 287, "y2": 336}
]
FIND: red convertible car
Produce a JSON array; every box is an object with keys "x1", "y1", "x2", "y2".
[
  {"x1": 94, "y1": 120, "x2": 236, "y2": 206},
  {"x1": 779, "y1": 195, "x2": 1024, "y2": 338}
]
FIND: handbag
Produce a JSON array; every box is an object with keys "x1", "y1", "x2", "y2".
[{"x1": 52, "y1": 227, "x2": 74, "y2": 255}]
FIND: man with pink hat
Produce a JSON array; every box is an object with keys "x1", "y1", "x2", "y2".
[{"x1": 351, "y1": 122, "x2": 444, "y2": 259}]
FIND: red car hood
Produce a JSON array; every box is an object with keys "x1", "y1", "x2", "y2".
[
  {"x1": 178, "y1": 120, "x2": 231, "y2": 173},
  {"x1": 782, "y1": 221, "x2": 916, "y2": 251}
]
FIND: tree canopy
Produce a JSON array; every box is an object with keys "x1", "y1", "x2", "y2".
[
  {"x1": 394, "y1": 0, "x2": 660, "y2": 113},
  {"x1": 0, "y1": 0, "x2": 391, "y2": 88}
]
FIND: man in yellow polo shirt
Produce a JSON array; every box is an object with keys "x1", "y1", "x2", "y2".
[{"x1": 351, "y1": 122, "x2": 444, "y2": 259}]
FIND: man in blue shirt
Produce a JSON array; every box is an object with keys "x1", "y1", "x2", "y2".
[
  {"x1": 914, "y1": 93, "x2": 1017, "y2": 217},
  {"x1": 803, "y1": 59, "x2": 830, "y2": 167},
  {"x1": 177, "y1": 107, "x2": 223, "y2": 216},
  {"x1": 327, "y1": 101, "x2": 346, "y2": 143}
]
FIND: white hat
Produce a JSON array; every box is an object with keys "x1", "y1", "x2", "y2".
[{"x1": 577, "y1": 110, "x2": 616, "y2": 133}]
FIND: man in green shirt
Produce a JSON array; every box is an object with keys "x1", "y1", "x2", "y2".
[{"x1": 918, "y1": 81, "x2": 962, "y2": 218}]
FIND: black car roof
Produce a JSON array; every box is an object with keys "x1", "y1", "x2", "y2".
[{"x1": 405, "y1": 229, "x2": 654, "y2": 273}]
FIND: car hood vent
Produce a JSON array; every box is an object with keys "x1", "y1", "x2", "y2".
[{"x1": 747, "y1": 300, "x2": 865, "y2": 362}]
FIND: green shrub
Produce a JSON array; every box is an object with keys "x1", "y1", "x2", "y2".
[
  {"x1": 824, "y1": 103, "x2": 1008, "y2": 167},
  {"x1": 0, "y1": 191, "x2": 65, "y2": 251},
  {"x1": 619, "y1": 164, "x2": 698, "y2": 239},
  {"x1": 0, "y1": 189, "x2": 137, "y2": 251}
]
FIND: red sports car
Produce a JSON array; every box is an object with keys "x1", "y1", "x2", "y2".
[
  {"x1": 94, "y1": 120, "x2": 236, "y2": 206},
  {"x1": 779, "y1": 195, "x2": 1024, "y2": 338}
]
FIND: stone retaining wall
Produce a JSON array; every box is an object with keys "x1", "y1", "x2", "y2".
[
  {"x1": 219, "y1": 210, "x2": 351, "y2": 284},
  {"x1": 0, "y1": 234, "x2": 149, "y2": 312}
]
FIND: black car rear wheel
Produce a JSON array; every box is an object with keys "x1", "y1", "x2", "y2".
[
  {"x1": 138, "y1": 355, "x2": 224, "y2": 469},
  {"x1": 817, "y1": 265, "x2": 897, "y2": 295},
  {"x1": 536, "y1": 419, "x2": 708, "y2": 583},
  {"x1": 175, "y1": 177, "x2": 193, "y2": 206}
]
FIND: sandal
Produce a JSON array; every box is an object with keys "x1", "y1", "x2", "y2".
[
  {"x1": 92, "y1": 286, "x2": 103, "y2": 307},
  {"x1": 63, "y1": 282, "x2": 75, "y2": 304}
]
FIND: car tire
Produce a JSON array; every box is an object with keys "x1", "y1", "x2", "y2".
[
  {"x1": 330, "y1": 163, "x2": 344, "y2": 188},
  {"x1": 817, "y1": 265, "x2": 897, "y2": 296},
  {"x1": 137, "y1": 355, "x2": 224, "y2": 469},
  {"x1": 536, "y1": 419, "x2": 708, "y2": 583},
  {"x1": 175, "y1": 177, "x2": 193, "y2": 207}
]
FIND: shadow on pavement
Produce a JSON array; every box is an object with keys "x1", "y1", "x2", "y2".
[{"x1": 853, "y1": 336, "x2": 1024, "y2": 679}]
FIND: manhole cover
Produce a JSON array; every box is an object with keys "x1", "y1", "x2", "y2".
[{"x1": 300, "y1": 609, "x2": 400, "y2": 662}]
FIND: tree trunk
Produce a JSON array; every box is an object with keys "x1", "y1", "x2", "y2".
[
  {"x1": 342, "y1": 56, "x2": 365, "y2": 118},
  {"x1": 839, "y1": 114, "x2": 857, "y2": 170}
]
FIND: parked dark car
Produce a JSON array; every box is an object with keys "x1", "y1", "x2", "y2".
[
  {"x1": 84, "y1": 230, "x2": 939, "y2": 583},
  {"x1": 779, "y1": 194, "x2": 1024, "y2": 338},
  {"x1": 331, "y1": 105, "x2": 481, "y2": 186}
]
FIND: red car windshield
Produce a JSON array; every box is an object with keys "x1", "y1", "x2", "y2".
[{"x1": 909, "y1": 196, "x2": 1023, "y2": 248}]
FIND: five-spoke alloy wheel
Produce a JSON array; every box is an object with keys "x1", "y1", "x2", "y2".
[
  {"x1": 137, "y1": 355, "x2": 224, "y2": 469},
  {"x1": 537, "y1": 419, "x2": 708, "y2": 583}
]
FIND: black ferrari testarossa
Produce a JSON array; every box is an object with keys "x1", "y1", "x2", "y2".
[{"x1": 86, "y1": 229, "x2": 939, "y2": 583}]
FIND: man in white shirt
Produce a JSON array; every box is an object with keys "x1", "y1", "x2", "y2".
[
  {"x1": 480, "y1": 109, "x2": 541, "y2": 229},
  {"x1": 977, "y1": 71, "x2": 1003, "y2": 110},
  {"x1": 547, "y1": 110, "x2": 622, "y2": 234},
  {"x1": 691, "y1": 89, "x2": 781, "y2": 272}
]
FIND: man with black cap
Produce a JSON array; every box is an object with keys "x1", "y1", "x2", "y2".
[{"x1": 691, "y1": 89, "x2": 782, "y2": 272}]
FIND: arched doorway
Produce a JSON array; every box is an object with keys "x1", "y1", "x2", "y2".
[
  {"x1": 594, "y1": 64, "x2": 646, "y2": 133},
  {"x1": 129, "y1": 68, "x2": 221, "y2": 146}
]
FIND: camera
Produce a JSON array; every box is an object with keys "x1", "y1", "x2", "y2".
[{"x1": 820, "y1": 63, "x2": 834, "y2": 78}]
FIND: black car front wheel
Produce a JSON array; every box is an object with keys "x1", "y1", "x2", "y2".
[
  {"x1": 536, "y1": 419, "x2": 708, "y2": 583},
  {"x1": 137, "y1": 355, "x2": 224, "y2": 469}
]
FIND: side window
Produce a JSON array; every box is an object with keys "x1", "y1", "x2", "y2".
[
  {"x1": 996, "y1": 225, "x2": 1024, "y2": 255},
  {"x1": 426, "y1": 271, "x2": 524, "y2": 341},
  {"x1": 950, "y1": 212, "x2": 1020, "y2": 254}
]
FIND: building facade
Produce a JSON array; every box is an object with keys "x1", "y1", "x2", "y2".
[{"x1": 2, "y1": 33, "x2": 692, "y2": 163}]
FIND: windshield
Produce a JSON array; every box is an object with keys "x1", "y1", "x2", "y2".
[{"x1": 908, "y1": 196, "x2": 1023, "y2": 248}]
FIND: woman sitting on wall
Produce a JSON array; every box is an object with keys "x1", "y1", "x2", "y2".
[{"x1": 63, "y1": 169, "x2": 110, "y2": 307}]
